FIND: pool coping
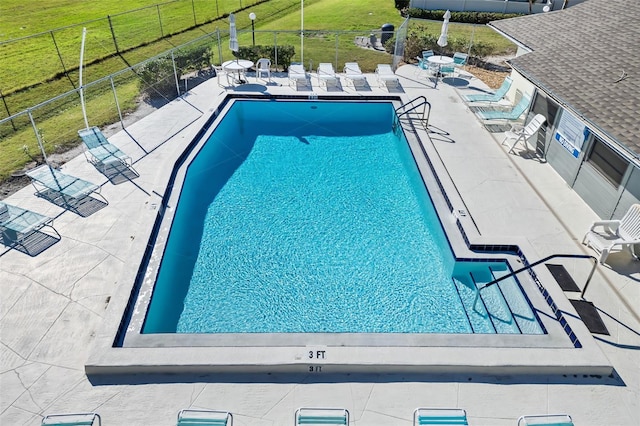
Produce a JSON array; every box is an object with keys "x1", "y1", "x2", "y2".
[{"x1": 85, "y1": 94, "x2": 613, "y2": 377}]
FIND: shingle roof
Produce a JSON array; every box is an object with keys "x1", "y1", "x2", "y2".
[{"x1": 489, "y1": 0, "x2": 640, "y2": 159}]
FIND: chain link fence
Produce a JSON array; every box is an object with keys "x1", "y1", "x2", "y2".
[
  {"x1": 0, "y1": 0, "x2": 263, "y2": 97},
  {"x1": 0, "y1": 27, "x2": 402, "y2": 182}
]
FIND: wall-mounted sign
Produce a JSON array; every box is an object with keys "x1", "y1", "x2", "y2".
[{"x1": 554, "y1": 110, "x2": 589, "y2": 158}]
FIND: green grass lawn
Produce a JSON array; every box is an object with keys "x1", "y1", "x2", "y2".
[{"x1": 0, "y1": 0, "x2": 515, "y2": 183}]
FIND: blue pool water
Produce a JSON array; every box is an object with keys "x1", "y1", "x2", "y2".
[{"x1": 143, "y1": 100, "x2": 543, "y2": 335}]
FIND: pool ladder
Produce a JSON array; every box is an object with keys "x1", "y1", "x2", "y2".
[{"x1": 395, "y1": 96, "x2": 431, "y2": 131}]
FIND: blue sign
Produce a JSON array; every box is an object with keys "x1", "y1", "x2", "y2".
[{"x1": 554, "y1": 111, "x2": 589, "y2": 158}]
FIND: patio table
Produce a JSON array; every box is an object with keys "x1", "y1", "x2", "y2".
[
  {"x1": 427, "y1": 55, "x2": 453, "y2": 88},
  {"x1": 222, "y1": 59, "x2": 254, "y2": 84}
]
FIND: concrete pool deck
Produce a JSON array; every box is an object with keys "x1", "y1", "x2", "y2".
[{"x1": 1, "y1": 65, "x2": 638, "y2": 425}]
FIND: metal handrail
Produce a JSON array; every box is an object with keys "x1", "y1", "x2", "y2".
[
  {"x1": 477, "y1": 253, "x2": 598, "y2": 297},
  {"x1": 395, "y1": 96, "x2": 431, "y2": 129}
]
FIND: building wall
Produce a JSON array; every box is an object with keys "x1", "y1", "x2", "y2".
[{"x1": 514, "y1": 70, "x2": 640, "y2": 221}]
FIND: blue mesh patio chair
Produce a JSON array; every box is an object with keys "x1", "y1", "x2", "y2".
[
  {"x1": 41, "y1": 412, "x2": 101, "y2": 425},
  {"x1": 473, "y1": 94, "x2": 532, "y2": 121},
  {"x1": 77, "y1": 127, "x2": 135, "y2": 174},
  {"x1": 294, "y1": 407, "x2": 349, "y2": 425},
  {"x1": 461, "y1": 76, "x2": 512, "y2": 103},
  {"x1": 517, "y1": 414, "x2": 574, "y2": 426},
  {"x1": 413, "y1": 408, "x2": 468, "y2": 425},
  {"x1": 26, "y1": 165, "x2": 107, "y2": 206},
  {"x1": 176, "y1": 409, "x2": 233, "y2": 426},
  {"x1": 0, "y1": 201, "x2": 60, "y2": 248}
]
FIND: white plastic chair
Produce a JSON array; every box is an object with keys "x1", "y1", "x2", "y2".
[
  {"x1": 214, "y1": 65, "x2": 232, "y2": 87},
  {"x1": 582, "y1": 203, "x2": 640, "y2": 264},
  {"x1": 501, "y1": 113, "x2": 546, "y2": 154},
  {"x1": 256, "y1": 58, "x2": 271, "y2": 82}
]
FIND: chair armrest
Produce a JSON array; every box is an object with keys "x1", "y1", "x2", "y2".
[
  {"x1": 509, "y1": 124, "x2": 525, "y2": 133},
  {"x1": 588, "y1": 220, "x2": 620, "y2": 233}
]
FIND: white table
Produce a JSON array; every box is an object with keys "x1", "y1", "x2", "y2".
[
  {"x1": 222, "y1": 59, "x2": 254, "y2": 84},
  {"x1": 427, "y1": 55, "x2": 454, "y2": 88}
]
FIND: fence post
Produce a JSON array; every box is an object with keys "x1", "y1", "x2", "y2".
[
  {"x1": 334, "y1": 32, "x2": 339, "y2": 71},
  {"x1": 107, "y1": 15, "x2": 120, "y2": 53},
  {"x1": 157, "y1": 5, "x2": 164, "y2": 38},
  {"x1": 216, "y1": 29, "x2": 222, "y2": 65},
  {"x1": 171, "y1": 52, "x2": 181, "y2": 97},
  {"x1": 274, "y1": 32, "x2": 278, "y2": 71},
  {"x1": 50, "y1": 31, "x2": 76, "y2": 89},
  {"x1": 110, "y1": 77, "x2": 125, "y2": 129},
  {"x1": 0, "y1": 90, "x2": 17, "y2": 131},
  {"x1": 27, "y1": 109, "x2": 48, "y2": 164}
]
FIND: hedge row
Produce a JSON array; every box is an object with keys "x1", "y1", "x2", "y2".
[{"x1": 403, "y1": 8, "x2": 523, "y2": 24}]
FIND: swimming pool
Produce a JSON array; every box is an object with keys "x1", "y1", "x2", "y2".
[{"x1": 139, "y1": 99, "x2": 543, "y2": 336}]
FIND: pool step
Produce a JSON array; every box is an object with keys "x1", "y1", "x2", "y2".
[
  {"x1": 489, "y1": 267, "x2": 542, "y2": 334},
  {"x1": 452, "y1": 277, "x2": 495, "y2": 333},
  {"x1": 470, "y1": 270, "x2": 521, "y2": 334}
]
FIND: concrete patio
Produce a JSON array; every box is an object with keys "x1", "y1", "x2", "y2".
[{"x1": 1, "y1": 64, "x2": 638, "y2": 425}]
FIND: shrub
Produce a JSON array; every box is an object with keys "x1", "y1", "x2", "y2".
[
  {"x1": 137, "y1": 57, "x2": 178, "y2": 100},
  {"x1": 174, "y1": 45, "x2": 212, "y2": 72},
  {"x1": 235, "y1": 44, "x2": 296, "y2": 71},
  {"x1": 394, "y1": 0, "x2": 410, "y2": 11}
]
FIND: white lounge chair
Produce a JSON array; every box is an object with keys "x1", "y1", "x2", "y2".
[
  {"x1": 256, "y1": 58, "x2": 271, "y2": 82},
  {"x1": 413, "y1": 408, "x2": 468, "y2": 425},
  {"x1": 501, "y1": 113, "x2": 546, "y2": 154},
  {"x1": 317, "y1": 62, "x2": 339, "y2": 88},
  {"x1": 375, "y1": 64, "x2": 400, "y2": 89},
  {"x1": 41, "y1": 412, "x2": 101, "y2": 425},
  {"x1": 288, "y1": 63, "x2": 308, "y2": 88},
  {"x1": 343, "y1": 62, "x2": 367, "y2": 88},
  {"x1": 582, "y1": 203, "x2": 640, "y2": 264},
  {"x1": 294, "y1": 407, "x2": 349, "y2": 425},
  {"x1": 517, "y1": 414, "x2": 574, "y2": 425},
  {"x1": 176, "y1": 409, "x2": 233, "y2": 425}
]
